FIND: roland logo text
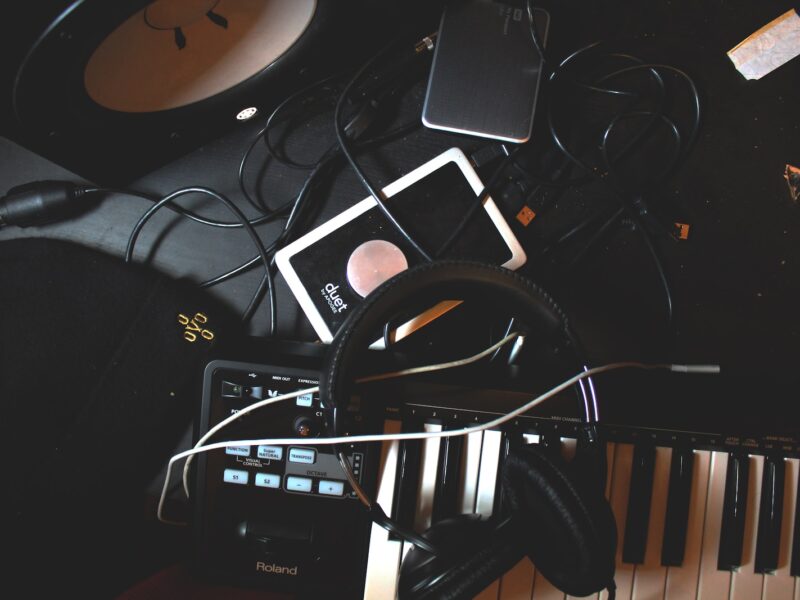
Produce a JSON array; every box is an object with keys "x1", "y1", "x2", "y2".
[{"x1": 256, "y1": 561, "x2": 298, "y2": 575}]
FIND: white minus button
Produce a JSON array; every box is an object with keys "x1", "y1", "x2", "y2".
[
  {"x1": 318, "y1": 480, "x2": 345, "y2": 496},
  {"x1": 288, "y1": 447, "x2": 316, "y2": 464},
  {"x1": 285, "y1": 476, "x2": 313, "y2": 493},
  {"x1": 223, "y1": 469, "x2": 249, "y2": 485}
]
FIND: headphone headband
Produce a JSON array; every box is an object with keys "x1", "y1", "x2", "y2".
[{"x1": 321, "y1": 260, "x2": 598, "y2": 429}]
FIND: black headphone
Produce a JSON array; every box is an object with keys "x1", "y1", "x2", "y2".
[{"x1": 320, "y1": 261, "x2": 617, "y2": 599}]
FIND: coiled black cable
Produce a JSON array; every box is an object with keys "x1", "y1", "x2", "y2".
[
  {"x1": 334, "y1": 38, "x2": 433, "y2": 262},
  {"x1": 123, "y1": 186, "x2": 277, "y2": 335},
  {"x1": 524, "y1": 40, "x2": 702, "y2": 326}
]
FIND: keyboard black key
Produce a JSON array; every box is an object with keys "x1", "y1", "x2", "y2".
[
  {"x1": 661, "y1": 446, "x2": 695, "y2": 567},
  {"x1": 791, "y1": 463, "x2": 800, "y2": 577},
  {"x1": 492, "y1": 432, "x2": 513, "y2": 517},
  {"x1": 390, "y1": 418, "x2": 423, "y2": 540},
  {"x1": 622, "y1": 443, "x2": 656, "y2": 564},
  {"x1": 717, "y1": 452, "x2": 750, "y2": 570},
  {"x1": 432, "y1": 428, "x2": 464, "y2": 523},
  {"x1": 541, "y1": 432, "x2": 561, "y2": 455},
  {"x1": 755, "y1": 455, "x2": 785, "y2": 573}
]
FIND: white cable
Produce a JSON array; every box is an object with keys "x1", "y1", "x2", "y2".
[
  {"x1": 158, "y1": 359, "x2": 719, "y2": 524},
  {"x1": 172, "y1": 333, "x2": 522, "y2": 515},
  {"x1": 670, "y1": 364, "x2": 720, "y2": 373},
  {"x1": 181, "y1": 388, "x2": 318, "y2": 498}
]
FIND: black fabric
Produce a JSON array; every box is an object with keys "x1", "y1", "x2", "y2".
[
  {"x1": 0, "y1": 238, "x2": 241, "y2": 599},
  {"x1": 501, "y1": 444, "x2": 617, "y2": 596}
]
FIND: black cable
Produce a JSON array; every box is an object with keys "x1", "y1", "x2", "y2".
[
  {"x1": 334, "y1": 448, "x2": 439, "y2": 555},
  {"x1": 238, "y1": 144, "x2": 340, "y2": 323},
  {"x1": 202, "y1": 119, "x2": 423, "y2": 290},
  {"x1": 525, "y1": 0, "x2": 546, "y2": 62},
  {"x1": 262, "y1": 72, "x2": 349, "y2": 170},
  {"x1": 510, "y1": 159, "x2": 587, "y2": 191},
  {"x1": 542, "y1": 205, "x2": 622, "y2": 256},
  {"x1": 547, "y1": 50, "x2": 700, "y2": 185},
  {"x1": 334, "y1": 39, "x2": 433, "y2": 262},
  {"x1": 565, "y1": 206, "x2": 626, "y2": 268},
  {"x1": 123, "y1": 186, "x2": 276, "y2": 334},
  {"x1": 605, "y1": 63, "x2": 701, "y2": 152},
  {"x1": 435, "y1": 146, "x2": 523, "y2": 258},
  {"x1": 233, "y1": 114, "x2": 424, "y2": 322},
  {"x1": 236, "y1": 71, "x2": 352, "y2": 217},
  {"x1": 629, "y1": 213, "x2": 674, "y2": 323},
  {"x1": 532, "y1": 42, "x2": 701, "y2": 326},
  {"x1": 200, "y1": 255, "x2": 262, "y2": 289},
  {"x1": 86, "y1": 187, "x2": 285, "y2": 229},
  {"x1": 240, "y1": 270, "x2": 271, "y2": 326},
  {"x1": 237, "y1": 125, "x2": 276, "y2": 215},
  {"x1": 600, "y1": 112, "x2": 682, "y2": 192}
]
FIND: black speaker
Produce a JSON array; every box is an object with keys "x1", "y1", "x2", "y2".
[{"x1": 0, "y1": 0, "x2": 363, "y2": 184}]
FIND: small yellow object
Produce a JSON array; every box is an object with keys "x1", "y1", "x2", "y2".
[
  {"x1": 674, "y1": 223, "x2": 690, "y2": 240},
  {"x1": 516, "y1": 205, "x2": 536, "y2": 227},
  {"x1": 178, "y1": 312, "x2": 214, "y2": 343}
]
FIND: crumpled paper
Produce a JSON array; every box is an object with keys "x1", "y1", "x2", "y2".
[
  {"x1": 728, "y1": 9, "x2": 800, "y2": 80},
  {"x1": 785, "y1": 164, "x2": 800, "y2": 203}
]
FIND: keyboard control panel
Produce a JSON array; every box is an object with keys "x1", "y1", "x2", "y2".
[{"x1": 193, "y1": 352, "x2": 381, "y2": 597}]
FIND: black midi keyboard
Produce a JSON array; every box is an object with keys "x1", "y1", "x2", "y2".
[{"x1": 193, "y1": 341, "x2": 800, "y2": 600}]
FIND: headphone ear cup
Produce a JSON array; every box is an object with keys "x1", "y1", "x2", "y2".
[
  {"x1": 398, "y1": 515, "x2": 526, "y2": 600},
  {"x1": 501, "y1": 444, "x2": 617, "y2": 596}
]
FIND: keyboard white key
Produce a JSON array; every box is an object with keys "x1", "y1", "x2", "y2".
[
  {"x1": 631, "y1": 446, "x2": 671, "y2": 600},
  {"x1": 499, "y1": 558, "x2": 536, "y2": 599},
  {"x1": 476, "y1": 430, "x2": 502, "y2": 517},
  {"x1": 413, "y1": 423, "x2": 442, "y2": 533},
  {"x1": 532, "y1": 572, "x2": 566, "y2": 600},
  {"x1": 600, "y1": 443, "x2": 635, "y2": 600},
  {"x1": 729, "y1": 454, "x2": 765, "y2": 600},
  {"x1": 664, "y1": 450, "x2": 711, "y2": 600},
  {"x1": 460, "y1": 431, "x2": 485, "y2": 514},
  {"x1": 579, "y1": 442, "x2": 618, "y2": 600},
  {"x1": 561, "y1": 436, "x2": 578, "y2": 462},
  {"x1": 363, "y1": 420, "x2": 403, "y2": 600},
  {"x1": 762, "y1": 458, "x2": 799, "y2": 600},
  {"x1": 474, "y1": 430, "x2": 503, "y2": 600},
  {"x1": 498, "y1": 434, "x2": 544, "y2": 600},
  {"x1": 697, "y1": 451, "x2": 732, "y2": 600},
  {"x1": 524, "y1": 433, "x2": 541, "y2": 445}
]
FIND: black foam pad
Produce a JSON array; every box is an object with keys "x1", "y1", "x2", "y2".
[
  {"x1": 502, "y1": 443, "x2": 617, "y2": 596},
  {"x1": 0, "y1": 238, "x2": 240, "y2": 598},
  {"x1": 398, "y1": 515, "x2": 526, "y2": 600}
]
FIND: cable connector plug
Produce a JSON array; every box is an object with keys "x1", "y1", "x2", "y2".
[{"x1": 0, "y1": 181, "x2": 88, "y2": 227}]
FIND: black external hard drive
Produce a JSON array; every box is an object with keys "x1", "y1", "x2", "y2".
[{"x1": 422, "y1": 0, "x2": 549, "y2": 143}]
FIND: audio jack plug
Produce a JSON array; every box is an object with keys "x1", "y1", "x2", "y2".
[{"x1": 0, "y1": 181, "x2": 92, "y2": 228}]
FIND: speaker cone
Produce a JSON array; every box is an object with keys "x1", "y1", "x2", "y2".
[
  {"x1": 10, "y1": 0, "x2": 341, "y2": 183},
  {"x1": 84, "y1": 0, "x2": 317, "y2": 113}
]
